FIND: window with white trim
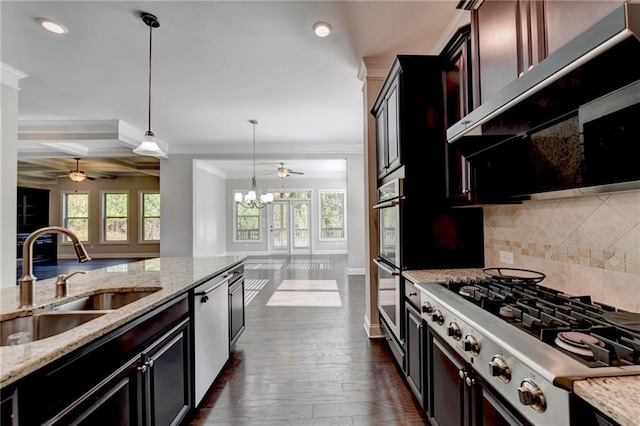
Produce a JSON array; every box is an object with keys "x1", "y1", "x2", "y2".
[
  {"x1": 62, "y1": 191, "x2": 89, "y2": 242},
  {"x1": 102, "y1": 191, "x2": 129, "y2": 242},
  {"x1": 234, "y1": 202, "x2": 261, "y2": 242},
  {"x1": 140, "y1": 191, "x2": 160, "y2": 242},
  {"x1": 319, "y1": 189, "x2": 346, "y2": 240}
]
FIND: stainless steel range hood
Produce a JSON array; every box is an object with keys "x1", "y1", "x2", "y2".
[{"x1": 447, "y1": 2, "x2": 640, "y2": 154}]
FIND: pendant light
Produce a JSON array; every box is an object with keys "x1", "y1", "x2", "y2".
[
  {"x1": 234, "y1": 120, "x2": 273, "y2": 209},
  {"x1": 133, "y1": 12, "x2": 166, "y2": 157}
]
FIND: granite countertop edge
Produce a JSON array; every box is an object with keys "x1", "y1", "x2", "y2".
[{"x1": 0, "y1": 255, "x2": 245, "y2": 388}]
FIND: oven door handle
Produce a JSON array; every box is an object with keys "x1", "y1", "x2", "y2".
[
  {"x1": 373, "y1": 199, "x2": 400, "y2": 209},
  {"x1": 373, "y1": 258, "x2": 401, "y2": 276}
]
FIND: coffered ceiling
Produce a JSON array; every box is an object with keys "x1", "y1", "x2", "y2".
[{"x1": 2, "y1": 1, "x2": 467, "y2": 183}]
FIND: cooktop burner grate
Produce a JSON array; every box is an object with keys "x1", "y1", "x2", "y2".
[{"x1": 441, "y1": 275, "x2": 640, "y2": 367}]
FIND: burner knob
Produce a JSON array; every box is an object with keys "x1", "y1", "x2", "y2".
[
  {"x1": 517, "y1": 379, "x2": 547, "y2": 412},
  {"x1": 462, "y1": 335, "x2": 480, "y2": 356},
  {"x1": 488, "y1": 355, "x2": 511, "y2": 383},
  {"x1": 431, "y1": 309, "x2": 444, "y2": 325},
  {"x1": 446, "y1": 322, "x2": 462, "y2": 340},
  {"x1": 422, "y1": 301, "x2": 433, "y2": 314}
]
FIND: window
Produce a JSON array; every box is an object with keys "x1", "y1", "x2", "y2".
[
  {"x1": 62, "y1": 192, "x2": 89, "y2": 242},
  {"x1": 234, "y1": 203, "x2": 261, "y2": 242},
  {"x1": 319, "y1": 190, "x2": 346, "y2": 240},
  {"x1": 102, "y1": 191, "x2": 128, "y2": 242},
  {"x1": 140, "y1": 191, "x2": 160, "y2": 242}
]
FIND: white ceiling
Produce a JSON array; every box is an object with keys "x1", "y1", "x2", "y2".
[{"x1": 2, "y1": 1, "x2": 466, "y2": 182}]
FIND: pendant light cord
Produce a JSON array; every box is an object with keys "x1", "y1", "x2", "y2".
[{"x1": 147, "y1": 23, "x2": 153, "y2": 135}]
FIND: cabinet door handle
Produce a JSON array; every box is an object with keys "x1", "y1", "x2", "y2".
[
  {"x1": 416, "y1": 323, "x2": 422, "y2": 330},
  {"x1": 409, "y1": 292, "x2": 417, "y2": 297},
  {"x1": 146, "y1": 359, "x2": 154, "y2": 369},
  {"x1": 137, "y1": 364, "x2": 147, "y2": 373}
]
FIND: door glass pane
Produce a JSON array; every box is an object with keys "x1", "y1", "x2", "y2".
[
  {"x1": 293, "y1": 202, "x2": 309, "y2": 249},
  {"x1": 271, "y1": 202, "x2": 289, "y2": 249}
]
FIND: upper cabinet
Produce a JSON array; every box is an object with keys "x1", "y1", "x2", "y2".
[
  {"x1": 371, "y1": 55, "x2": 450, "y2": 199},
  {"x1": 442, "y1": 25, "x2": 474, "y2": 203},
  {"x1": 461, "y1": 0, "x2": 625, "y2": 105}
]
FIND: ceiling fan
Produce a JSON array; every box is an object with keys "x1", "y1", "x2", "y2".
[
  {"x1": 265, "y1": 162, "x2": 305, "y2": 178},
  {"x1": 57, "y1": 158, "x2": 95, "y2": 182}
]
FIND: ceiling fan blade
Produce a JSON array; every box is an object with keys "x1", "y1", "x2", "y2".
[{"x1": 289, "y1": 171, "x2": 304, "y2": 175}]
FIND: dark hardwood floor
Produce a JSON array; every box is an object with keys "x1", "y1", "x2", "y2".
[{"x1": 189, "y1": 254, "x2": 428, "y2": 425}]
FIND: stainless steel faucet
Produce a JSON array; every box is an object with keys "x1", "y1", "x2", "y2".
[{"x1": 17, "y1": 226, "x2": 91, "y2": 307}]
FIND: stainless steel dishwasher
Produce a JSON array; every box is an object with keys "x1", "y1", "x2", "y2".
[{"x1": 193, "y1": 271, "x2": 230, "y2": 406}]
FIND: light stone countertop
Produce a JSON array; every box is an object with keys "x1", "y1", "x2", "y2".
[
  {"x1": 403, "y1": 268, "x2": 487, "y2": 285},
  {"x1": 0, "y1": 255, "x2": 245, "y2": 388},
  {"x1": 573, "y1": 376, "x2": 640, "y2": 426}
]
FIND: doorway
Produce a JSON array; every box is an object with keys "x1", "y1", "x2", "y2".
[{"x1": 268, "y1": 200, "x2": 311, "y2": 254}]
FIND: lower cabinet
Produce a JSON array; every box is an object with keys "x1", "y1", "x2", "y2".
[
  {"x1": 10, "y1": 295, "x2": 192, "y2": 426},
  {"x1": 228, "y1": 274, "x2": 245, "y2": 350},
  {"x1": 404, "y1": 279, "x2": 425, "y2": 408},
  {"x1": 405, "y1": 301, "x2": 424, "y2": 408}
]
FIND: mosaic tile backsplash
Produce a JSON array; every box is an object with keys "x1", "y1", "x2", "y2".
[{"x1": 483, "y1": 190, "x2": 640, "y2": 312}]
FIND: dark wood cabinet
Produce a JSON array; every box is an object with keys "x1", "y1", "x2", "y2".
[
  {"x1": 17, "y1": 187, "x2": 56, "y2": 261},
  {"x1": 371, "y1": 55, "x2": 450, "y2": 189},
  {"x1": 404, "y1": 279, "x2": 424, "y2": 408},
  {"x1": 0, "y1": 389, "x2": 16, "y2": 426},
  {"x1": 545, "y1": 0, "x2": 624, "y2": 54},
  {"x1": 374, "y1": 74, "x2": 401, "y2": 179},
  {"x1": 405, "y1": 301, "x2": 424, "y2": 408},
  {"x1": 465, "y1": 0, "x2": 547, "y2": 105},
  {"x1": 442, "y1": 25, "x2": 474, "y2": 204},
  {"x1": 228, "y1": 269, "x2": 245, "y2": 350},
  {"x1": 9, "y1": 295, "x2": 192, "y2": 426}
]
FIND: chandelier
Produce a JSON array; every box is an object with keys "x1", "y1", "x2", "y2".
[{"x1": 234, "y1": 120, "x2": 273, "y2": 209}]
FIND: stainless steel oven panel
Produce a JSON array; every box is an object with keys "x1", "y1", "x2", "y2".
[
  {"x1": 374, "y1": 258, "x2": 402, "y2": 341},
  {"x1": 374, "y1": 178, "x2": 403, "y2": 267},
  {"x1": 420, "y1": 289, "x2": 573, "y2": 426}
]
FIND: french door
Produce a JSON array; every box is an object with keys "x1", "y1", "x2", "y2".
[{"x1": 268, "y1": 200, "x2": 310, "y2": 254}]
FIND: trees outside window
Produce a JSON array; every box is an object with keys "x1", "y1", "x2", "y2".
[
  {"x1": 235, "y1": 203, "x2": 260, "y2": 242},
  {"x1": 103, "y1": 191, "x2": 128, "y2": 242},
  {"x1": 319, "y1": 190, "x2": 346, "y2": 240},
  {"x1": 140, "y1": 191, "x2": 160, "y2": 242},
  {"x1": 62, "y1": 192, "x2": 89, "y2": 242}
]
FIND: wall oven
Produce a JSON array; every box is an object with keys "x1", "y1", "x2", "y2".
[{"x1": 373, "y1": 178, "x2": 402, "y2": 268}]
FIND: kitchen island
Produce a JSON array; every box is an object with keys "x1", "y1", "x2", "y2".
[{"x1": 0, "y1": 255, "x2": 244, "y2": 424}]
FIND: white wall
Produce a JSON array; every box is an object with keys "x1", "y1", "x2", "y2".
[
  {"x1": 193, "y1": 160, "x2": 227, "y2": 256},
  {"x1": 160, "y1": 155, "x2": 193, "y2": 257},
  {"x1": 346, "y1": 154, "x2": 365, "y2": 275},
  {"x1": 1, "y1": 65, "x2": 25, "y2": 288}
]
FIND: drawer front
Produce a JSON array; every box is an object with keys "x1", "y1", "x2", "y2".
[{"x1": 405, "y1": 279, "x2": 421, "y2": 310}]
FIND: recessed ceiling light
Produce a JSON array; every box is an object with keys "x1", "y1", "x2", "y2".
[
  {"x1": 312, "y1": 21, "x2": 332, "y2": 38},
  {"x1": 38, "y1": 18, "x2": 68, "y2": 34}
]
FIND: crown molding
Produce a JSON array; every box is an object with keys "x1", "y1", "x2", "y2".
[
  {"x1": 358, "y1": 57, "x2": 394, "y2": 81},
  {"x1": 430, "y1": 9, "x2": 471, "y2": 55},
  {"x1": 1, "y1": 63, "x2": 28, "y2": 90}
]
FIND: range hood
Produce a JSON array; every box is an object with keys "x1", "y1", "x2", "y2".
[{"x1": 448, "y1": 2, "x2": 640, "y2": 156}]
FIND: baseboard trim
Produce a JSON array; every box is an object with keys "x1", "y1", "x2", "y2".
[
  {"x1": 346, "y1": 267, "x2": 365, "y2": 275},
  {"x1": 364, "y1": 316, "x2": 384, "y2": 339}
]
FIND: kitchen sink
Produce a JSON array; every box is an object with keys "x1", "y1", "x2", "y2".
[
  {"x1": 55, "y1": 289, "x2": 160, "y2": 311},
  {"x1": 0, "y1": 311, "x2": 106, "y2": 346}
]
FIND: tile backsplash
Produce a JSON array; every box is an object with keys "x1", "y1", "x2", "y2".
[{"x1": 483, "y1": 190, "x2": 640, "y2": 312}]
